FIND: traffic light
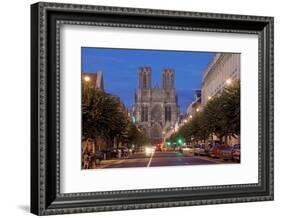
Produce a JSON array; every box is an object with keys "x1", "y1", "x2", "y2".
[{"x1": 177, "y1": 139, "x2": 182, "y2": 145}]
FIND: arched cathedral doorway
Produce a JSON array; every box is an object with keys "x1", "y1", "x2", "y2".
[
  {"x1": 150, "y1": 105, "x2": 163, "y2": 144},
  {"x1": 151, "y1": 105, "x2": 162, "y2": 123}
]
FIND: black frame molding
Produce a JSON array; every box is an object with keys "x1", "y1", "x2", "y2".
[{"x1": 31, "y1": 2, "x2": 274, "y2": 215}]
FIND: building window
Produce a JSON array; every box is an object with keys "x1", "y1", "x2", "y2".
[
  {"x1": 141, "y1": 106, "x2": 144, "y2": 122},
  {"x1": 165, "y1": 106, "x2": 171, "y2": 122},
  {"x1": 144, "y1": 106, "x2": 148, "y2": 122},
  {"x1": 166, "y1": 76, "x2": 170, "y2": 89},
  {"x1": 141, "y1": 106, "x2": 148, "y2": 122},
  {"x1": 143, "y1": 75, "x2": 147, "y2": 89}
]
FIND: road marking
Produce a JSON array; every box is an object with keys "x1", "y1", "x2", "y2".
[
  {"x1": 97, "y1": 159, "x2": 125, "y2": 169},
  {"x1": 196, "y1": 156, "x2": 223, "y2": 164},
  {"x1": 147, "y1": 152, "x2": 155, "y2": 167}
]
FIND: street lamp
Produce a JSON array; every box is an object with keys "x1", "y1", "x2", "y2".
[
  {"x1": 84, "y1": 76, "x2": 91, "y2": 82},
  {"x1": 196, "y1": 107, "x2": 200, "y2": 112},
  {"x1": 83, "y1": 76, "x2": 91, "y2": 105},
  {"x1": 132, "y1": 116, "x2": 136, "y2": 123},
  {"x1": 189, "y1": 115, "x2": 193, "y2": 119},
  {"x1": 208, "y1": 96, "x2": 212, "y2": 100},
  {"x1": 177, "y1": 138, "x2": 183, "y2": 145},
  {"x1": 226, "y1": 78, "x2": 232, "y2": 85}
]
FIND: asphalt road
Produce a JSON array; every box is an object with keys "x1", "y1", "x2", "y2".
[{"x1": 95, "y1": 151, "x2": 232, "y2": 169}]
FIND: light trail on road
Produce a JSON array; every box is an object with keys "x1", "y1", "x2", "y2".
[
  {"x1": 146, "y1": 151, "x2": 155, "y2": 167},
  {"x1": 94, "y1": 151, "x2": 238, "y2": 169}
]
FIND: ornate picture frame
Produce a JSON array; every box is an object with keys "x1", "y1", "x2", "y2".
[{"x1": 31, "y1": 2, "x2": 274, "y2": 215}]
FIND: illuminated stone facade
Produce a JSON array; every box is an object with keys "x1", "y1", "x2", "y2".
[
  {"x1": 201, "y1": 53, "x2": 240, "y2": 106},
  {"x1": 133, "y1": 67, "x2": 179, "y2": 144}
]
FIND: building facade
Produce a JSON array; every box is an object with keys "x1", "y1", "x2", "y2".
[
  {"x1": 201, "y1": 53, "x2": 240, "y2": 106},
  {"x1": 82, "y1": 71, "x2": 104, "y2": 91},
  {"x1": 186, "y1": 90, "x2": 202, "y2": 120},
  {"x1": 81, "y1": 71, "x2": 105, "y2": 154},
  {"x1": 201, "y1": 53, "x2": 240, "y2": 145},
  {"x1": 133, "y1": 67, "x2": 179, "y2": 144}
]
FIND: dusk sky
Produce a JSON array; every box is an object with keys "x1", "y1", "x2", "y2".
[{"x1": 81, "y1": 47, "x2": 214, "y2": 112}]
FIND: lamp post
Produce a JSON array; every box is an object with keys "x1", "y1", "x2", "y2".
[
  {"x1": 84, "y1": 76, "x2": 90, "y2": 82},
  {"x1": 162, "y1": 131, "x2": 166, "y2": 148},
  {"x1": 226, "y1": 78, "x2": 232, "y2": 86},
  {"x1": 177, "y1": 138, "x2": 182, "y2": 145},
  {"x1": 83, "y1": 75, "x2": 91, "y2": 105}
]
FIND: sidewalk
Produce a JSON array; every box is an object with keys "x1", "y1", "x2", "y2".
[
  {"x1": 96, "y1": 159, "x2": 127, "y2": 169},
  {"x1": 96, "y1": 151, "x2": 145, "y2": 168}
]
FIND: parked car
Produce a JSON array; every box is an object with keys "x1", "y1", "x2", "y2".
[
  {"x1": 194, "y1": 144, "x2": 201, "y2": 155},
  {"x1": 220, "y1": 146, "x2": 234, "y2": 161},
  {"x1": 145, "y1": 146, "x2": 155, "y2": 156},
  {"x1": 208, "y1": 143, "x2": 222, "y2": 158},
  {"x1": 120, "y1": 146, "x2": 129, "y2": 157},
  {"x1": 181, "y1": 145, "x2": 188, "y2": 152},
  {"x1": 155, "y1": 144, "x2": 162, "y2": 152},
  {"x1": 92, "y1": 151, "x2": 104, "y2": 165},
  {"x1": 110, "y1": 148, "x2": 118, "y2": 158},
  {"x1": 162, "y1": 146, "x2": 168, "y2": 152},
  {"x1": 199, "y1": 144, "x2": 208, "y2": 155},
  {"x1": 232, "y1": 144, "x2": 240, "y2": 162},
  {"x1": 205, "y1": 143, "x2": 213, "y2": 153},
  {"x1": 193, "y1": 144, "x2": 207, "y2": 156}
]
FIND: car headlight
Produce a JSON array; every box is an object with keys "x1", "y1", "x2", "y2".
[{"x1": 145, "y1": 147, "x2": 151, "y2": 154}]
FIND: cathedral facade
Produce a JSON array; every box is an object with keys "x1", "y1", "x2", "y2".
[{"x1": 133, "y1": 67, "x2": 179, "y2": 144}]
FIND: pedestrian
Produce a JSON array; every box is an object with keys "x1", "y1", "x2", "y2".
[
  {"x1": 82, "y1": 138, "x2": 93, "y2": 169},
  {"x1": 118, "y1": 149, "x2": 122, "y2": 159}
]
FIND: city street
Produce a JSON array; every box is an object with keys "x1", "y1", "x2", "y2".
[{"x1": 95, "y1": 151, "x2": 235, "y2": 169}]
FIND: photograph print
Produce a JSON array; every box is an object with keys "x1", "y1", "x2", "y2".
[{"x1": 81, "y1": 47, "x2": 240, "y2": 170}]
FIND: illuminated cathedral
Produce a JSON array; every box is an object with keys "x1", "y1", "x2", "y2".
[{"x1": 133, "y1": 67, "x2": 179, "y2": 144}]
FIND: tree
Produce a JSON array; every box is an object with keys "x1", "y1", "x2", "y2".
[
  {"x1": 181, "y1": 123, "x2": 192, "y2": 144},
  {"x1": 82, "y1": 87, "x2": 151, "y2": 151},
  {"x1": 135, "y1": 128, "x2": 150, "y2": 147},
  {"x1": 193, "y1": 112, "x2": 210, "y2": 142},
  {"x1": 168, "y1": 132, "x2": 178, "y2": 146},
  {"x1": 202, "y1": 80, "x2": 240, "y2": 143},
  {"x1": 203, "y1": 95, "x2": 227, "y2": 143},
  {"x1": 82, "y1": 88, "x2": 130, "y2": 149},
  {"x1": 220, "y1": 81, "x2": 240, "y2": 137},
  {"x1": 167, "y1": 80, "x2": 240, "y2": 145}
]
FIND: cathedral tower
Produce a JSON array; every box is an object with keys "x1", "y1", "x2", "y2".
[
  {"x1": 133, "y1": 67, "x2": 179, "y2": 145},
  {"x1": 162, "y1": 68, "x2": 174, "y2": 90},
  {"x1": 139, "y1": 67, "x2": 151, "y2": 89}
]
